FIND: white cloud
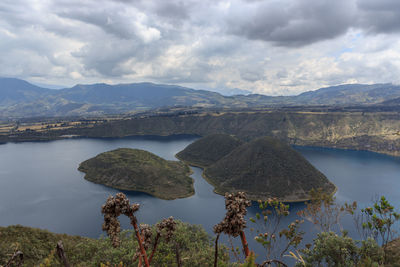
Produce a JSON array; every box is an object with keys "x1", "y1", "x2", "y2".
[{"x1": 1, "y1": 0, "x2": 400, "y2": 94}]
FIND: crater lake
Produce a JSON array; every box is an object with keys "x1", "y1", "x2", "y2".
[{"x1": 1, "y1": 135, "x2": 400, "y2": 260}]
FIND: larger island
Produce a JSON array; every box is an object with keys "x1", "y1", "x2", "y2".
[{"x1": 177, "y1": 134, "x2": 336, "y2": 202}]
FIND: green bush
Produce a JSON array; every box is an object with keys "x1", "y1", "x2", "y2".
[
  {"x1": 298, "y1": 232, "x2": 384, "y2": 267},
  {"x1": 0, "y1": 222, "x2": 229, "y2": 267}
]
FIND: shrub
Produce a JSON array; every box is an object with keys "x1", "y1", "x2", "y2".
[{"x1": 298, "y1": 232, "x2": 384, "y2": 267}]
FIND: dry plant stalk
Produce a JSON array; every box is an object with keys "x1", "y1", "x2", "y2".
[
  {"x1": 214, "y1": 192, "x2": 252, "y2": 260},
  {"x1": 156, "y1": 217, "x2": 176, "y2": 243},
  {"x1": 137, "y1": 216, "x2": 177, "y2": 264},
  {"x1": 56, "y1": 241, "x2": 70, "y2": 267},
  {"x1": 133, "y1": 224, "x2": 153, "y2": 266},
  {"x1": 259, "y1": 259, "x2": 288, "y2": 267},
  {"x1": 101, "y1": 193, "x2": 150, "y2": 267},
  {"x1": 5, "y1": 250, "x2": 23, "y2": 267},
  {"x1": 297, "y1": 188, "x2": 343, "y2": 232},
  {"x1": 214, "y1": 234, "x2": 220, "y2": 267},
  {"x1": 157, "y1": 217, "x2": 179, "y2": 266},
  {"x1": 148, "y1": 233, "x2": 160, "y2": 263},
  {"x1": 251, "y1": 198, "x2": 304, "y2": 263}
]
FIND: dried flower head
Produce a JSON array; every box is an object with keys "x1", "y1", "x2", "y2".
[
  {"x1": 156, "y1": 217, "x2": 177, "y2": 243},
  {"x1": 101, "y1": 193, "x2": 140, "y2": 247},
  {"x1": 214, "y1": 192, "x2": 251, "y2": 237}
]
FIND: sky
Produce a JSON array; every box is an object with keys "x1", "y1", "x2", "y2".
[{"x1": 1, "y1": 0, "x2": 400, "y2": 95}]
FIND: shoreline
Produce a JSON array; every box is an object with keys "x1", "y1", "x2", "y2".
[
  {"x1": 82, "y1": 176, "x2": 196, "y2": 201},
  {"x1": 2, "y1": 133, "x2": 400, "y2": 158}
]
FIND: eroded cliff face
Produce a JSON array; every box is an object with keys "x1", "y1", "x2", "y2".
[
  {"x1": 283, "y1": 112, "x2": 400, "y2": 156},
  {"x1": 3, "y1": 111, "x2": 400, "y2": 156},
  {"x1": 74, "y1": 111, "x2": 400, "y2": 156}
]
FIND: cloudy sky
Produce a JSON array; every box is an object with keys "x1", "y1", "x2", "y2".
[{"x1": 1, "y1": 0, "x2": 400, "y2": 95}]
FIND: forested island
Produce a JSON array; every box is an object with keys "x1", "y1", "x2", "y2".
[
  {"x1": 177, "y1": 134, "x2": 336, "y2": 202},
  {"x1": 78, "y1": 148, "x2": 194, "y2": 200}
]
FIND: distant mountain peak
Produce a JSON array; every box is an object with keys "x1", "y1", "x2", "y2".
[{"x1": 2, "y1": 78, "x2": 400, "y2": 118}]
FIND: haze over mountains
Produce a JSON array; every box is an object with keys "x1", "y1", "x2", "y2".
[{"x1": 1, "y1": 77, "x2": 400, "y2": 118}]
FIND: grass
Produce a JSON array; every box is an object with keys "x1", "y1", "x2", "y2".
[
  {"x1": 386, "y1": 238, "x2": 400, "y2": 267},
  {"x1": 0, "y1": 222, "x2": 229, "y2": 267}
]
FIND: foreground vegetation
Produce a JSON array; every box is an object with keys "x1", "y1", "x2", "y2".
[
  {"x1": 2, "y1": 190, "x2": 400, "y2": 266},
  {"x1": 0, "y1": 222, "x2": 228, "y2": 267}
]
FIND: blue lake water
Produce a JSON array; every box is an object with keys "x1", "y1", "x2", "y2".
[{"x1": 0, "y1": 136, "x2": 399, "y2": 263}]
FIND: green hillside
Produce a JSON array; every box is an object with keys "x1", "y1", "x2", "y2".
[
  {"x1": 78, "y1": 148, "x2": 194, "y2": 200},
  {"x1": 381, "y1": 96, "x2": 400, "y2": 105},
  {"x1": 203, "y1": 137, "x2": 336, "y2": 202},
  {"x1": 295, "y1": 83, "x2": 400, "y2": 105},
  {"x1": 3, "y1": 78, "x2": 400, "y2": 118},
  {"x1": 0, "y1": 223, "x2": 227, "y2": 266},
  {"x1": 176, "y1": 134, "x2": 243, "y2": 167}
]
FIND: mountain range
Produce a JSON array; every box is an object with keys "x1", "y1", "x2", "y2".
[{"x1": 1, "y1": 77, "x2": 400, "y2": 118}]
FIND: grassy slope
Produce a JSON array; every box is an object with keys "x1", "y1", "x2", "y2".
[
  {"x1": 78, "y1": 148, "x2": 194, "y2": 200},
  {"x1": 0, "y1": 223, "x2": 229, "y2": 267},
  {"x1": 176, "y1": 134, "x2": 243, "y2": 167},
  {"x1": 202, "y1": 136, "x2": 336, "y2": 202},
  {"x1": 386, "y1": 238, "x2": 400, "y2": 267}
]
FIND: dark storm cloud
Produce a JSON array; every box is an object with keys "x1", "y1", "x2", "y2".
[
  {"x1": 227, "y1": 0, "x2": 356, "y2": 47},
  {"x1": 227, "y1": 0, "x2": 400, "y2": 47},
  {"x1": 55, "y1": 7, "x2": 139, "y2": 40},
  {"x1": 72, "y1": 36, "x2": 168, "y2": 77},
  {"x1": 154, "y1": 1, "x2": 190, "y2": 21},
  {"x1": 357, "y1": 0, "x2": 400, "y2": 34},
  {"x1": 47, "y1": 0, "x2": 400, "y2": 48}
]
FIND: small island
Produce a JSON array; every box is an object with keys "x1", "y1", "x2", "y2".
[
  {"x1": 78, "y1": 148, "x2": 194, "y2": 200},
  {"x1": 177, "y1": 135, "x2": 336, "y2": 202}
]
